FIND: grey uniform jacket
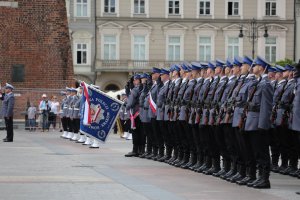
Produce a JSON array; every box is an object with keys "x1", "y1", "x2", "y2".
[
  {"x1": 201, "y1": 76, "x2": 220, "y2": 125},
  {"x1": 163, "y1": 80, "x2": 175, "y2": 121},
  {"x1": 232, "y1": 74, "x2": 256, "y2": 128},
  {"x1": 157, "y1": 81, "x2": 170, "y2": 121},
  {"x1": 179, "y1": 79, "x2": 196, "y2": 121},
  {"x1": 126, "y1": 85, "x2": 142, "y2": 115},
  {"x1": 173, "y1": 79, "x2": 188, "y2": 121},
  {"x1": 194, "y1": 78, "x2": 211, "y2": 124},
  {"x1": 69, "y1": 95, "x2": 78, "y2": 119},
  {"x1": 208, "y1": 76, "x2": 228, "y2": 125},
  {"x1": 61, "y1": 96, "x2": 70, "y2": 118},
  {"x1": 244, "y1": 75, "x2": 273, "y2": 131},
  {"x1": 188, "y1": 78, "x2": 204, "y2": 124},
  {"x1": 219, "y1": 75, "x2": 238, "y2": 124},
  {"x1": 139, "y1": 84, "x2": 149, "y2": 123},
  {"x1": 147, "y1": 82, "x2": 161, "y2": 119},
  {"x1": 1, "y1": 92, "x2": 14, "y2": 118},
  {"x1": 275, "y1": 79, "x2": 295, "y2": 127},
  {"x1": 71, "y1": 95, "x2": 81, "y2": 119},
  {"x1": 168, "y1": 78, "x2": 182, "y2": 121},
  {"x1": 292, "y1": 78, "x2": 300, "y2": 132}
]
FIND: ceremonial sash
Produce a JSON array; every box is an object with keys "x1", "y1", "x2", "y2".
[
  {"x1": 81, "y1": 82, "x2": 92, "y2": 125},
  {"x1": 149, "y1": 93, "x2": 157, "y2": 114},
  {"x1": 130, "y1": 110, "x2": 139, "y2": 130}
]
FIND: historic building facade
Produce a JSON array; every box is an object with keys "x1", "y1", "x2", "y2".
[{"x1": 66, "y1": 0, "x2": 295, "y2": 91}]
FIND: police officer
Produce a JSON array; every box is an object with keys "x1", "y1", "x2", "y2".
[
  {"x1": 178, "y1": 64, "x2": 197, "y2": 169},
  {"x1": 1, "y1": 83, "x2": 15, "y2": 142},
  {"x1": 125, "y1": 74, "x2": 143, "y2": 157},
  {"x1": 165, "y1": 65, "x2": 182, "y2": 164},
  {"x1": 229, "y1": 56, "x2": 256, "y2": 183},
  {"x1": 71, "y1": 87, "x2": 83, "y2": 142},
  {"x1": 138, "y1": 73, "x2": 152, "y2": 157},
  {"x1": 172, "y1": 64, "x2": 191, "y2": 167},
  {"x1": 66, "y1": 88, "x2": 77, "y2": 139},
  {"x1": 219, "y1": 57, "x2": 241, "y2": 179},
  {"x1": 156, "y1": 68, "x2": 171, "y2": 161},
  {"x1": 244, "y1": 56, "x2": 273, "y2": 189},
  {"x1": 292, "y1": 60, "x2": 300, "y2": 195},
  {"x1": 61, "y1": 87, "x2": 72, "y2": 138}
]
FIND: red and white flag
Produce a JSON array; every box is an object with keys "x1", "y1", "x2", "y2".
[
  {"x1": 81, "y1": 82, "x2": 92, "y2": 125},
  {"x1": 149, "y1": 93, "x2": 157, "y2": 114}
]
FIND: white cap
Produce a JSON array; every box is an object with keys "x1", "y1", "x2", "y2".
[{"x1": 42, "y1": 94, "x2": 47, "y2": 98}]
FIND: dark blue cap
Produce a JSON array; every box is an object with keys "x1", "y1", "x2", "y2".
[
  {"x1": 152, "y1": 67, "x2": 161, "y2": 74},
  {"x1": 182, "y1": 62, "x2": 192, "y2": 72},
  {"x1": 233, "y1": 56, "x2": 243, "y2": 67},
  {"x1": 254, "y1": 56, "x2": 270, "y2": 69},
  {"x1": 243, "y1": 56, "x2": 253, "y2": 66},
  {"x1": 140, "y1": 73, "x2": 151, "y2": 79},
  {"x1": 285, "y1": 64, "x2": 294, "y2": 71},
  {"x1": 170, "y1": 64, "x2": 180, "y2": 72},
  {"x1": 5, "y1": 83, "x2": 14, "y2": 90},
  {"x1": 268, "y1": 66, "x2": 277, "y2": 73},
  {"x1": 275, "y1": 65, "x2": 286, "y2": 72},
  {"x1": 190, "y1": 62, "x2": 202, "y2": 70},
  {"x1": 208, "y1": 62, "x2": 216, "y2": 70},
  {"x1": 226, "y1": 58, "x2": 233, "y2": 68},
  {"x1": 134, "y1": 74, "x2": 141, "y2": 79},
  {"x1": 215, "y1": 59, "x2": 226, "y2": 68},
  {"x1": 200, "y1": 62, "x2": 208, "y2": 69},
  {"x1": 160, "y1": 68, "x2": 170, "y2": 75}
]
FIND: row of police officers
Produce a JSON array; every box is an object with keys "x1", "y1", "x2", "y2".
[{"x1": 123, "y1": 56, "x2": 300, "y2": 190}]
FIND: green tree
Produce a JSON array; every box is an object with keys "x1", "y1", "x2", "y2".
[{"x1": 275, "y1": 58, "x2": 295, "y2": 67}]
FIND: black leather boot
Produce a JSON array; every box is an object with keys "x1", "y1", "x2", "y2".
[
  {"x1": 171, "y1": 149, "x2": 183, "y2": 166},
  {"x1": 182, "y1": 152, "x2": 196, "y2": 169},
  {"x1": 176, "y1": 152, "x2": 189, "y2": 167},
  {"x1": 236, "y1": 166, "x2": 256, "y2": 185},
  {"x1": 228, "y1": 165, "x2": 246, "y2": 183},
  {"x1": 253, "y1": 169, "x2": 271, "y2": 189},
  {"x1": 140, "y1": 144, "x2": 152, "y2": 158},
  {"x1": 159, "y1": 146, "x2": 172, "y2": 162},
  {"x1": 271, "y1": 156, "x2": 279, "y2": 173},
  {"x1": 278, "y1": 159, "x2": 288, "y2": 174},
  {"x1": 247, "y1": 168, "x2": 263, "y2": 187},
  {"x1": 198, "y1": 156, "x2": 212, "y2": 173},
  {"x1": 138, "y1": 145, "x2": 145, "y2": 156},
  {"x1": 146, "y1": 146, "x2": 157, "y2": 159},
  {"x1": 125, "y1": 145, "x2": 139, "y2": 157},
  {"x1": 221, "y1": 161, "x2": 237, "y2": 180},
  {"x1": 190, "y1": 153, "x2": 202, "y2": 170},
  {"x1": 166, "y1": 147, "x2": 177, "y2": 164},
  {"x1": 213, "y1": 159, "x2": 230, "y2": 177},
  {"x1": 204, "y1": 158, "x2": 220, "y2": 175}
]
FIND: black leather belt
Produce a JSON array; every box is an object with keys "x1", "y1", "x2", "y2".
[
  {"x1": 236, "y1": 102, "x2": 245, "y2": 108},
  {"x1": 248, "y1": 105, "x2": 260, "y2": 112}
]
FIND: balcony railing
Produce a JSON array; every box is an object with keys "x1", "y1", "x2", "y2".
[{"x1": 96, "y1": 60, "x2": 186, "y2": 72}]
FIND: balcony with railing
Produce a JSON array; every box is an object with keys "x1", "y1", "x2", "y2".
[{"x1": 95, "y1": 60, "x2": 185, "y2": 72}]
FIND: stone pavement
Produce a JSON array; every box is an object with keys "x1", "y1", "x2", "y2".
[{"x1": 0, "y1": 129, "x2": 299, "y2": 200}]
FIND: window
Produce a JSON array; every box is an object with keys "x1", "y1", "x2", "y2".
[
  {"x1": 169, "y1": 0, "x2": 180, "y2": 14},
  {"x1": 265, "y1": 37, "x2": 276, "y2": 63},
  {"x1": 76, "y1": 0, "x2": 88, "y2": 17},
  {"x1": 199, "y1": 37, "x2": 211, "y2": 61},
  {"x1": 133, "y1": 36, "x2": 146, "y2": 60},
  {"x1": 104, "y1": 0, "x2": 115, "y2": 13},
  {"x1": 228, "y1": 1, "x2": 239, "y2": 16},
  {"x1": 103, "y1": 35, "x2": 116, "y2": 60},
  {"x1": 266, "y1": 0, "x2": 276, "y2": 16},
  {"x1": 134, "y1": 0, "x2": 145, "y2": 14},
  {"x1": 168, "y1": 36, "x2": 181, "y2": 61},
  {"x1": 227, "y1": 37, "x2": 239, "y2": 59},
  {"x1": 76, "y1": 43, "x2": 87, "y2": 64},
  {"x1": 199, "y1": 1, "x2": 211, "y2": 15}
]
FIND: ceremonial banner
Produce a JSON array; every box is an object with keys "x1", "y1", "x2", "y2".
[{"x1": 80, "y1": 83, "x2": 123, "y2": 143}]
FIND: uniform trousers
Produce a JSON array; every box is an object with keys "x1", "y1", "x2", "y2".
[
  {"x1": 269, "y1": 127, "x2": 280, "y2": 164},
  {"x1": 248, "y1": 130, "x2": 271, "y2": 172},
  {"x1": 235, "y1": 128, "x2": 255, "y2": 169},
  {"x1": 223, "y1": 124, "x2": 238, "y2": 163},
  {"x1": 200, "y1": 125, "x2": 210, "y2": 157},
  {"x1": 208, "y1": 126, "x2": 220, "y2": 161},
  {"x1": 177, "y1": 121, "x2": 189, "y2": 154},
  {"x1": 151, "y1": 118, "x2": 160, "y2": 149},
  {"x1": 215, "y1": 124, "x2": 230, "y2": 161},
  {"x1": 61, "y1": 117, "x2": 68, "y2": 132},
  {"x1": 158, "y1": 120, "x2": 168, "y2": 149},
  {"x1": 4, "y1": 117, "x2": 14, "y2": 141},
  {"x1": 72, "y1": 118, "x2": 80, "y2": 134},
  {"x1": 276, "y1": 126, "x2": 290, "y2": 165},
  {"x1": 131, "y1": 117, "x2": 143, "y2": 146},
  {"x1": 143, "y1": 122, "x2": 152, "y2": 148},
  {"x1": 66, "y1": 117, "x2": 73, "y2": 133},
  {"x1": 287, "y1": 130, "x2": 300, "y2": 167},
  {"x1": 166, "y1": 121, "x2": 175, "y2": 150}
]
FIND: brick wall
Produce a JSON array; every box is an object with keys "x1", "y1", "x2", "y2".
[{"x1": 0, "y1": 0, "x2": 74, "y2": 119}]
